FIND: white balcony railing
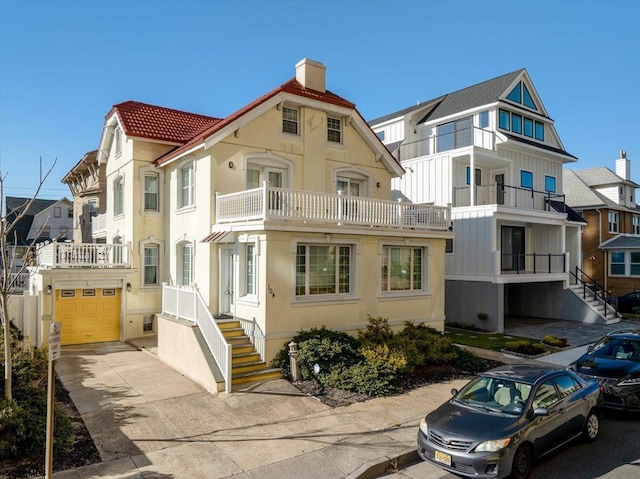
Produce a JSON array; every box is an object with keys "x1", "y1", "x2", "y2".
[
  {"x1": 92, "y1": 213, "x2": 107, "y2": 237},
  {"x1": 36, "y1": 241, "x2": 130, "y2": 268},
  {"x1": 397, "y1": 126, "x2": 495, "y2": 161},
  {"x1": 216, "y1": 184, "x2": 451, "y2": 231}
]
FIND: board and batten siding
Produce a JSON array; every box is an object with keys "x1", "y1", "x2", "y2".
[
  {"x1": 374, "y1": 120, "x2": 404, "y2": 145},
  {"x1": 497, "y1": 147, "x2": 564, "y2": 192},
  {"x1": 391, "y1": 155, "x2": 452, "y2": 205},
  {"x1": 446, "y1": 208, "x2": 495, "y2": 276}
]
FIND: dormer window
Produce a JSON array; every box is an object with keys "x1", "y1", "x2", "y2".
[
  {"x1": 327, "y1": 117, "x2": 342, "y2": 143},
  {"x1": 282, "y1": 106, "x2": 299, "y2": 135}
]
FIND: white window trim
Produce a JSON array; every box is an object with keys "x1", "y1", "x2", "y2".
[
  {"x1": 292, "y1": 236, "x2": 360, "y2": 303},
  {"x1": 139, "y1": 238, "x2": 164, "y2": 289},
  {"x1": 243, "y1": 153, "x2": 294, "y2": 190},
  {"x1": 544, "y1": 174, "x2": 557, "y2": 193},
  {"x1": 237, "y1": 235, "x2": 259, "y2": 305},
  {"x1": 114, "y1": 126, "x2": 123, "y2": 157},
  {"x1": 113, "y1": 173, "x2": 125, "y2": 219},
  {"x1": 282, "y1": 105, "x2": 300, "y2": 136},
  {"x1": 140, "y1": 166, "x2": 163, "y2": 215},
  {"x1": 334, "y1": 167, "x2": 371, "y2": 197},
  {"x1": 175, "y1": 238, "x2": 195, "y2": 286},
  {"x1": 327, "y1": 116, "x2": 343, "y2": 144},
  {"x1": 378, "y1": 240, "x2": 430, "y2": 298},
  {"x1": 520, "y1": 169, "x2": 534, "y2": 190},
  {"x1": 608, "y1": 211, "x2": 619, "y2": 233},
  {"x1": 176, "y1": 158, "x2": 196, "y2": 213}
]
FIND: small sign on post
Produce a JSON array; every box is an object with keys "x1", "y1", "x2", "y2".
[
  {"x1": 49, "y1": 322, "x2": 61, "y2": 362},
  {"x1": 45, "y1": 322, "x2": 61, "y2": 478}
]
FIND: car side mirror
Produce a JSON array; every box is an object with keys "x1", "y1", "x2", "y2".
[
  {"x1": 533, "y1": 407, "x2": 549, "y2": 417},
  {"x1": 451, "y1": 388, "x2": 458, "y2": 397},
  {"x1": 587, "y1": 345, "x2": 594, "y2": 353}
]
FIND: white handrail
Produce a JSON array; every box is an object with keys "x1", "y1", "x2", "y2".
[{"x1": 162, "y1": 284, "x2": 232, "y2": 393}]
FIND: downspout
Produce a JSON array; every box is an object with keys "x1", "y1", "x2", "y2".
[{"x1": 596, "y1": 208, "x2": 606, "y2": 292}]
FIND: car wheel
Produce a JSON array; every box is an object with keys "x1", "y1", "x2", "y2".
[
  {"x1": 510, "y1": 444, "x2": 533, "y2": 479},
  {"x1": 583, "y1": 409, "x2": 599, "y2": 442}
]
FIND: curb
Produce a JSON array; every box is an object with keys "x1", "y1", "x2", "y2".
[{"x1": 346, "y1": 449, "x2": 419, "y2": 479}]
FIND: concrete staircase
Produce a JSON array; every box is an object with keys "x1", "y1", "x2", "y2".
[
  {"x1": 567, "y1": 283, "x2": 622, "y2": 325},
  {"x1": 216, "y1": 319, "x2": 281, "y2": 387}
]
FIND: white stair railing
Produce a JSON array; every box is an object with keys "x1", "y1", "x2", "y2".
[{"x1": 162, "y1": 283, "x2": 233, "y2": 393}]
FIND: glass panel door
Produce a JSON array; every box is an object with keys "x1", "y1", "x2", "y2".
[{"x1": 501, "y1": 226, "x2": 525, "y2": 272}]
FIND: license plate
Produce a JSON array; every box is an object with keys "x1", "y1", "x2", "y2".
[{"x1": 434, "y1": 450, "x2": 452, "y2": 466}]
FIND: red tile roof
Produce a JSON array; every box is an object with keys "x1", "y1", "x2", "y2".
[
  {"x1": 110, "y1": 101, "x2": 221, "y2": 143},
  {"x1": 153, "y1": 79, "x2": 356, "y2": 166}
]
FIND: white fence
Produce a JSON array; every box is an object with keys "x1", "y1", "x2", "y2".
[{"x1": 162, "y1": 284, "x2": 233, "y2": 393}]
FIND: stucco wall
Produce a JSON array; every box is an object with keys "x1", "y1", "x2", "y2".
[{"x1": 445, "y1": 280, "x2": 503, "y2": 332}]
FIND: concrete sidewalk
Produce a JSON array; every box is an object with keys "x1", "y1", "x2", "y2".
[
  {"x1": 46, "y1": 322, "x2": 607, "y2": 479},
  {"x1": 48, "y1": 341, "x2": 469, "y2": 479}
]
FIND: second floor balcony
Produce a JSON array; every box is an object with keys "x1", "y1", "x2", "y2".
[
  {"x1": 36, "y1": 241, "x2": 130, "y2": 269},
  {"x1": 454, "y1": 183, "x2": 566, "y2": 213},
  {"x1": 216, "y1": 184, "x2": 451, "y2": 232},
  {"x1": 397, "y1": 126, "x2": 495, "y2": 162}
]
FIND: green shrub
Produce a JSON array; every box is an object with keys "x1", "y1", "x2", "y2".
[
  {"x1": 451, "y1": 347, "x2": 488, "y2": 374},
  {"x1": 296, "y1": 335, "x2": 362, "y2": 382},
  {"x1": 542, "y1": 335, "x2": 567, "y2": 348},
  {"x1": 0, "y1": 324, "x2": 73, "y2": 461},
  {"x1": 357, "y1": 315, "x2": 394, "y2": 347},
  {"x1": 445, "y1": 321, "x2": 486, "y2": 332},
  {"x1": 504, "y1": 340, "x2": 546, "y2": 355},
  {"x1": 392, "y1": 322, "x2": 457, "y2": 369},
  {"x1": 270, "y1": 326, "x2": 360, "y2": 379}
]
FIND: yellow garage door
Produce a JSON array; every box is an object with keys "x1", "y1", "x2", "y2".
[{"x1": 55, "y1": 288, "x2": 121, "y2": 345}]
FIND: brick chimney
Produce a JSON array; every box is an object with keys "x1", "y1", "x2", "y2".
[
  {"x1": 295, "y1": 58, "x2": 326, "y2": 93},
  {"x1": 616, "y1": 149, "x2": 630, "y2": 180}
]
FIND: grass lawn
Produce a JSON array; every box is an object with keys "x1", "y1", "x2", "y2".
[{"x1": 444, "y1": 326, "x2": 556, "y2": 353}]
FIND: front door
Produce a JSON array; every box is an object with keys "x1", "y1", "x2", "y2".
[
  {"x1": 219, "y1": 247, "x2": 234, "y2": 315},
  {"x1": 501, "y1": 226, "x2": 525, "y2": 272}
]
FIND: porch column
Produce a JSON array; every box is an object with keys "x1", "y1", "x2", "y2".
[{"x1": 469, "y1": 152, "x2": 476, "y2": 206}]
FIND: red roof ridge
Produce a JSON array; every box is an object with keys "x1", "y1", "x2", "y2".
[{"x1": 154, "y1": 78, "x2": 355, "y2": 166}]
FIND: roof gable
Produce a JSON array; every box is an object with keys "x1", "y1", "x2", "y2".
[
  {"x1": 574, "y1": 166, "x2": 639, "y2": 188},
  {"x1": 152, "y1": 78, "x2": 402, "y2": 176},
  {"x1": 421, "y1": 69, "x2": 525, "y2": 123}
]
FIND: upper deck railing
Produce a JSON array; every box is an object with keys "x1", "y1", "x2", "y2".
[
  {"x1": 397, "y1": 126, "x2": 495, "y2": 161},
  {"x1": 216, "y1": 184, "x2": 451, "y2": 231},
  {"x1": 36, "y1": 241, "x2": 130, "y2": 268},
  {"x1": 453, "y1": 183, "x2": 566, "y2": 212}
]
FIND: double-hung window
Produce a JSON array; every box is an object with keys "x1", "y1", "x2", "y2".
[
  {"x1": 608, "y1": 211, "x2": 619, "y2": 233},
  {"x1": 114, "y1": 176, "x2": 124, "y2": 216},
  {"x1": 144, "y1": 173, "x2": 159, "y2": 211},
  {"x1": 179, "y1": 163, "x2": 194, "y2": 208},
  {"x1": 54, "y1": 207, "x2": 61, "y2": 218},
  {"x1": 633, "y1": 215, "x2": 640, "y2": 235},
  {"x1": 610, "y1": 252, "x2": 625, "y2": 275},
  {"x1": 631, "y1": 252, "x2": 640, "y2": 276},
  {"x1": 296, "y1": 244, "x2": 351, "y2": 296},
  {"x1": 327, "y1": 117, "x2": 342, "y2": 143},
  {"x1": 282, "y1": 106, "x2": 299, "y2": 135},
  {"x1": 144, "y1": 245, "x2": 159, "y2": 286},
  {"x1": 381, "y1": 246, "x2": 425, "y2": 292},
  {"x1": 115, "y1": 127, "x2": 123, "y2": 156}
]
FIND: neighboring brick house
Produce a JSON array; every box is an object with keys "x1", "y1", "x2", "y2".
[{"x1": 563, "y1": 150, "x2": 640, "y2": 296}]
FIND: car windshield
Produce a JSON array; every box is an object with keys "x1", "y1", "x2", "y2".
[
  {"x1": 455, "y1": 376, "x2": 532, "y2": 415},
  {"x1": 589, "y1": 337, "x2": 640, "y2": 361}
]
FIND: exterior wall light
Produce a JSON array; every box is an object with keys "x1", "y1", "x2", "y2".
[
  {"x1": 47, "y1": 285, "x2": 52, "y2": 295},
  {"x1": 228, "y1": 161, "x2": 234, "y2": 169},
  {"x1": 126, "y1": 283, "x2": 132, "y2": 292}
]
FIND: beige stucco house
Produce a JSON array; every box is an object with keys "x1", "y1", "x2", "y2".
[{"x1": 32, "y1": 59, "x2": 452, "y2": 392}]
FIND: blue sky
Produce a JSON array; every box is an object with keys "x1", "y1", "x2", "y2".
[{"x1": 0, "y1": 0, "x2": 639, "y2": 200}]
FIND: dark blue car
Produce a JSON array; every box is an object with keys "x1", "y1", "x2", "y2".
[{"x1": 568, "y1": 329, "x2": 640, "y2": 411}]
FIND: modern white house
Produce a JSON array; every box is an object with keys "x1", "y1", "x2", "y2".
[
  {"x1": 29, "y1": 59, "x2": 453, "y2": 393},
  {"x1": 369, "y1": 69, "x2": 612, "y2": 331}
]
